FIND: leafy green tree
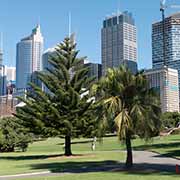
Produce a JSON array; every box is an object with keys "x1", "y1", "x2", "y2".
[
  {"x1": 0, "y1": 117, "x2": 33, "y2": 152},
  {"x1": 92, "y1": 66, "x2": 161, "y2": 168},
  {"x1": 16, "y1": 37, "x2": 94, "y2": 156},
  {"x1": 161, "y1": 112, "x2": 180, "y2": 128}
]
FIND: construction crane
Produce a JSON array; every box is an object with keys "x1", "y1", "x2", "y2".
[{"x1": 160, "y1": 0, "x2": 180, "y2": 66}]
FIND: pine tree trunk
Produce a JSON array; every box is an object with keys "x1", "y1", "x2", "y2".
[
  {"x1": 125, "y1": 133, "x2": 133, "y2": 168},
  {"x1": 65, "y1": 135, "x2": 72, "y2": 156}
]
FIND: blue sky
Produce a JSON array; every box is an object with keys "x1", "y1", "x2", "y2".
[{"x1": 0, "y1": 0, "x2": 179, "y2": 69}]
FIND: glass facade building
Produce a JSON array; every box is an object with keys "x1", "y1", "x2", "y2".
[
  {"x1": 152, "y1": 13, "x2": 180, "y2": 102},
  {"x1": 84, "y1": 63, "x2": 102, "y2": 81},
  {"x1": 101, "y1": 11, "x2": 137, "y2": 75},
  {"x1": 16, "y1": 25, "x2": 43, "y2": 91}
]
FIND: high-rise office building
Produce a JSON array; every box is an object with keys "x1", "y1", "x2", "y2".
[
  {"x1": 145, "y1": 67, "x2": 179, "y2": 113},
  {"x1": 0, "y1": 40, "x2": 6, "y2": 96},
  {"x1": 42, "y1": 47, "x2": 56, "y2": 71},
  {"x1": 84, "y1": 62, "x2": 102, "y2": 81},
  {"x1": 42, "y1": 47, "x2": 56, "y2": 93},
  {"x1": 4, "y1": 66, "x2": 16, "y2": 82},
  {"x1": 152, "y1": 13, "x2": 180, "y2": 102},
  {"x1": 101, "y1": 11, "x2": 137, "y2": 75},
  {"x1": 16, "y1": 25, "x2": 43, "y2": 91},
  {"x1": 0, "y1": 49, "x2": 2, "y2": 70}
]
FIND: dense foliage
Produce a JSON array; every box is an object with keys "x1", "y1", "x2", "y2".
[
  {"x1": 92, "y1": 66, "x2": 162, "y2": 167},
  {"x1": 16, "y1": 37, "x2": 95, "y2": 156},
  {"x1": 0, "y1": 117, "x2": 33, "y2": 152},
  {"x1": 161, "y1": 112, "x2": 180, "y2": 129}
]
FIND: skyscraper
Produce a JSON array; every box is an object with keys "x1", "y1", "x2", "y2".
[
  {"x1": 42, "y1": 46, "x2": 57, "y2": 93},
  {"x1": 145, "y1": 67, "x2": 179, "y2": 113},
  {"x1": 16, "y1": 25, "x2": 43, "y2": 91},
  {"x1": 42, "y1": 47, "x2": 56, "y2": 71},
  {"x1": 101, "y1": 11, "x2": 137, "y2": 75},
  {"x1": 4, "y1": 66, "x2": 16, "y2": 82},
  {"x1": 0, "y1": 34, "x2": 5, "y2": 96},
  {"x1": 152, "y1": 13, "x2": 180, "y2": 101},
  {"x1": 84, "y1": 62, "x2": 102, "y2": 81}
]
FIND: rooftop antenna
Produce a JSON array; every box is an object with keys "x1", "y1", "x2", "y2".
[
  {"x1": 117, "y1": 0, "x2": 121, "y2": 14},
  {"x1": 68, "y1": 12, "x2": 71, "y2": 38}
]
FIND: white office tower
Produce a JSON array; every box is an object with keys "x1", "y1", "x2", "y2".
[
  {"x1": 16, "y1": 25, "x2": 43, "y2": 91},
  {"x1": 4, "y1": 66, "x2": 16, "y2": 81},
  {"x1": 145, "y1": 67, "x2": 179, "y2": 113}
]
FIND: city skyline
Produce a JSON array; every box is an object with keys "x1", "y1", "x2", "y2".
[{"x1": 0, "y1": 0, "x2": 180, "y2": 69}]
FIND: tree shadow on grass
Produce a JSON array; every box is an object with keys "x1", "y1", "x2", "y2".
[
  {"x1": 0, "y1": 153, "x2": 98, "y2": 161},
  {"x1": 57, "y1": 140, "x2": 92, "y2": 146},
  {"x1": 30, "y1": 161, "x2": 179, "y2": 176},
  {"x1": 0, "y1": 154, "x2": 70, "y2": 161},
  {"x1": 154, "y1": 150, "x2": 180, "y2": 159},
  {"x1": 134, "y1": 142, "x2": 180, "y2": 150}
]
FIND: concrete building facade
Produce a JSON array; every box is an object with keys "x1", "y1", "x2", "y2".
[
  {"x1": 145, "y1": 67, "x2": 179, "y2": 113},
  {"x1": 4, "y1": 66, "x2": 16, "y2": 82},
  {"x1": 101, "y1": 11, "x2": 137, "y2": 75}
]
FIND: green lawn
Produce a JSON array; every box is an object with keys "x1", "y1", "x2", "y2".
[
  {"x1": 19, "y1": 172, "x2": 180, "y2": 180},
  {"x1": 0, "y1": 137, "x2": 125, "y2": 176},
  {"x1": 0, "y1": 135, "x2": 179, "y2": 179},
  {"x1": 133, "y1": 135, "x2": 180, "y2": 158}
]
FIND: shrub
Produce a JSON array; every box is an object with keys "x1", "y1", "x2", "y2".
[{"x1": 0, "y1": 117, "x2": 33, "y2": 152}]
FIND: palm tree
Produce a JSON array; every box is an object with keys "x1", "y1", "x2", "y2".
[{"x1": 92, "y1": 66, "x2": 161, "y2": 168}]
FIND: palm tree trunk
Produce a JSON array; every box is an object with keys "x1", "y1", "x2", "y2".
[
  {"x1": 65, "y1": 135, "x2": 72, "y2": 156},
  {"x1": 125, "y1": 133, "x2": 133, "y2": 168}
]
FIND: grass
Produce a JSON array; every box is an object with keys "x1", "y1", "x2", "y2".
[
  {"x1": 19, "y1": 172, "x2": 180, "y2": 180},
  {"x1": 0, "y1": 137, "x2": 125, "y2": 176},
  {"x1": 0, "y1": 135, "x2": 179, "y2": 179},
  {"x1": 133, "y1": 135, "x2": 180, "y2": 158}
]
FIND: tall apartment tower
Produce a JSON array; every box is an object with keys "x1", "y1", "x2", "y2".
[
  {"x1": 145, "y1": 67, "x2": 179, "y2": 113},
  {"x1": 152, "y1": 13, "x2": 180, "y2": 101},
  {"x1": 16, "y1": 25, "x2": 43, "y2": 91},
  {"x1": 101, "y1": 11, "x2": 137, "y2": 75}
]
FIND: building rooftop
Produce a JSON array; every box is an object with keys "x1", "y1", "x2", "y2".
[
  {"x1": 103, "y1": 11, "x2": 135, "y2": 27},
  {"x1": 153, "y1": 12, "x2": 180, "y2": 24},
  {"x1": 21, "y1": 24, "x2": 43, "y2": 42},
  {"x1": 145, "y1": 66, "x2": 178, "y2": 74},
  {"x1": 168, "y1": 12, "x2": 180, "y2": 19}
]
